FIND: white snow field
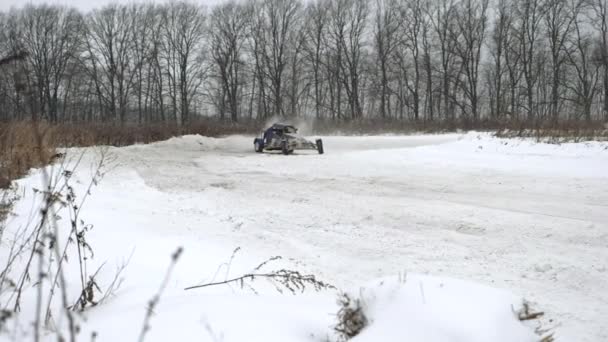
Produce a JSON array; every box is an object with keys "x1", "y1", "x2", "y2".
[{"x1": 2, "y1": 132, "x2": 607, "y2": 341}]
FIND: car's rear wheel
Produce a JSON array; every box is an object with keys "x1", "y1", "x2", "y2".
[
  {"x1": 254, "y1": 138, "x2": 264, "y2": 153},
  {"x1": 316, "y1": 139, "x2": 324, "y2": 154}
]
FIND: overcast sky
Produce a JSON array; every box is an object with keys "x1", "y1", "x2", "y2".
[{"x1": 0, "y1": 0, "x2": 222, "y2": 12}]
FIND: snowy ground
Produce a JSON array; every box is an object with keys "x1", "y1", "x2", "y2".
[{"x1": 2, "y1": 132, "x2": 607, "y2": 341}]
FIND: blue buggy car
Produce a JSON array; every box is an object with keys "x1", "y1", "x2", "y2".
[{"x1": 253, "y1": 123, "x2": 324, "y2": 155}]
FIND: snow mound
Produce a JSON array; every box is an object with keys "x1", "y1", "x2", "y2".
[
  {"x1": 155, "y1": 134, "x2": 253, "y2": 153},
  {"x1": 347, "y1": 275, "x2": 539, "y2": 342},
  {"x1": 77, "y1": 274, "x2": 539, "y2": 342},
  {"x1": 6, "y1": 132, "x2": 603, "y2": 341}
]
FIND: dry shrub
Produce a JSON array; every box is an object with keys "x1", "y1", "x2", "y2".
[
  {"x1": 335, "y1": 293, "x2": 367, "y2": 341},
  {"x1": 496, "y1": 120, "x2": 608, "y2": 142},
  {"x1": 0, "y1": 118, "x2": 258, "y2": 188},
  {"x1": 0, "y1": 121, "x2": 57, "y2": 189},
  {"x1": 311, "y1": 117, "x2": 489, "y2": 135},
  {"x1": 0, "y1": 187, "x2": 14, "y2": 213},
  {"x1": 1, "y1": 117, "x2": 604, "y2": 188},
  {"x1": 311, "y1": 117, "x2": 608, "y2": 136},
  {"x1": 311, "y1": 117, "x2": 483, "y2": 135},
  {"x1": 45, "y1": 119, "x2": 257, "y2": 148}
]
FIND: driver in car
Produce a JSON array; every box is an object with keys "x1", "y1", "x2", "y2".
[{"x1": 264, "y1": 126, "x2": 282, "y2": 145}]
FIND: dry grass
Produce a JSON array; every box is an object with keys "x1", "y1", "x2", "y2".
[
  {"x1": 0, "y1": 202, "x2": 10, "y2": 225},
  {"x1": 496, "y1": 125, "x2": 608, "y2": 142},
  {"x1": 335, "y1": 293, "x2": 367, "y2": 341},
  {"x1": 46, "y1": 119, "x2": 256, "y2": 148},
  {"x1": 0, "y1": 188, "x2": 12, "y2": 218},
  {"x1": 0, "y1": 119, "x2": 257, "y2": 189},
  {"x1": 311, "y1": 117, "x2": 608, "y2": 136},
  {"x1": 0, "y1": 121, "x2": 56, "y2": 189},
  {"x1": 312, "y1": 118, "x2": 474, "y2": 135},
  {"x1": 1, "y1": 117, "x2": 605, "y2": 189}
]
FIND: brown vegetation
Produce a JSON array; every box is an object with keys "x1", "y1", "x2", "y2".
[
  {"x1": 495, "y1": 120, "x2": 608, "y2": 142},
  {"x1": 0, "y1": 119, "x2": 256, "y2": 189},
  {"x1": 335, "y1": 293, "x2": 368, "y2": 341},
  {"x1": 312, "y1": 117, "x2": 608, "y2": 137},
  {"x1": 0, "y1": 121, "x2": 55, "y2": 189},
  {"x1": 43, "y1": 119, "x2": 255, "y2": 148},
  {"x1": 1, "y1": 117, "x2": 605, "y2": 190}
]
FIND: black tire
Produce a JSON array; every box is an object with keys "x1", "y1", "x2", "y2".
[
  {"x1": 254, "y1": 138, "x2": 264, "y2": 153},
  {"x1": 281, "y1": 140, "x2": 289, "y2": 155},
  {"x1": 316, "y1": 139, "x2": 324, "y2": 154}
]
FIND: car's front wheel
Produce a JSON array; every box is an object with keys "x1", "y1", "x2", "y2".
[
  {"x1": 254, "y1": 138, "x2": 264, "y2": 153},
  {"x1": 316, "y1": 139, "x2": 324, "y2": 154},
  {"x1": 281, "y1": 140, "x2": 290, "y2": 155}
]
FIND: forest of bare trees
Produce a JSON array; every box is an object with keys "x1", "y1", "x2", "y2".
[{"x1": 0, "y1": 0, "x2": 607, "y2": 126}]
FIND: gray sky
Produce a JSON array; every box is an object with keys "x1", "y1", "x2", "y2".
[{"x1": 0, "y1": 0, "x2": 221, "y2": 12}]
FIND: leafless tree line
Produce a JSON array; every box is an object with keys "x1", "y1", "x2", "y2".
[{"x1": 0, "y1": 0, "x2": 607, "y2": 125}]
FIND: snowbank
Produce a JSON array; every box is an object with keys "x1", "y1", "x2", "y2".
[
  {"x1": 348, "y1": 275, "x2": 539, "y2": 342},
  {"x1": 77, "y1": 274, "x2": 541, "y2": 342},
  {"x1": 2, "y1": 132, "x2": 606, "y2": 341}
]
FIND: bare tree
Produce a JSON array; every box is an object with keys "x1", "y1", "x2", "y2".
[
  {"x1": 488, "y1": 0, "x2": 514, "y2": 119},
  {"x1": 18, "y1": 5, "x2": 83, "y2": 122},
  {"x1": 287, "y1": 14, "x2": 307, "y2": 117},
  {"x1": 544, "y1": 0, "x2": 578, "y2": 122},
  {"x1": 247, "y1": 1, "x2": 270, "y2": 119},
  {"x1": 1, "y1": 0, "x2": 607, "y2": 126},
  {"x1": 451, "y1": 0, "x2": 489, "y2": 121},
  {"x1": 428, "y1": 0, "x2": 459, "y2": 120},
  {"x1": 373, "y1": 0, "x2": 400, "y2": 119},
  {"x1": 589, "y1": 0, "x2": 608, "y2": 121},
  {"x1": 303, "y1": 0, "x2": 330, "y2": 119},
  {"x1": 398, "y1": 0, "x2": 431, "y2": 120},
  {"x1": 340, "y1": 0, "x2": 368, "y2": 119},
  {"x1": 420, "y1": 0, "x2": 435, "y2": 121},
  {"x1": 565, "y1": 1, "x2": 600, "y2": 121},
  {"x1": 162, "y1": 2, "x2": 207, "y2": 125},
  {"x1": 515, "y1": 0, "x2": 546, "y2": 122},
  {"x1": 148, "y1": 7, "x2": 167, "y2": 122},
  {"x1": 130, "y1": 4, "x2": 156, "y2": 124},
  {"x1": 85, "y1": 4, "x2": 135, "y2": 123},
  {"x1": 0, "y1": 12, "x2": 29, "y2": 120},
  {"x1": 328, "y1": 0, "x2": 347, "y2": 119},
  {"x1": 259, "y1": 0, "x2": 301, "y2": 118},
  {"x1": 209, "y1": 2, "x2": 250, "y2": 122}
]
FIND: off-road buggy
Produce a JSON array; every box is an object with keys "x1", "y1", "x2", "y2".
[{"x1": 254, "y1": 123, "x2": 324, "y2": 155}]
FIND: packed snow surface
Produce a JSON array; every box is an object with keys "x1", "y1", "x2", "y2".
[{"x1": 2, "y1": 132, "x2": 607, "y2": 341}]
